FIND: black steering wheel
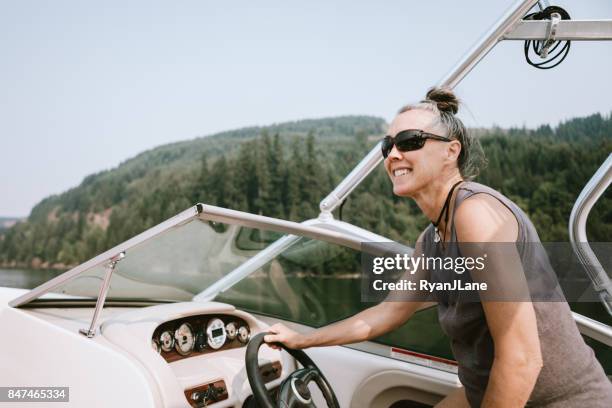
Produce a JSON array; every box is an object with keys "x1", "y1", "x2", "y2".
[{"x1": 245, "y1": 332, "x2": 340, "y2": 408}]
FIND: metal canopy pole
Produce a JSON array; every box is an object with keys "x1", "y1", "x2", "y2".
[
  {"x1": 438, "y1": 0, "x2": 539, "y2": 89},
  {"x1": 319, "y1": 0, "x2": 539, "y2": 216},
  {"x1": 504, "y1": 20, "x2": 612, "y2": 41},
  {"x1": 537, "y1": 0, "x2": 550, "y2": 11},
  {"x1": 319, "y1": 145, "x2": 383, "y2": 216},
  {"x1": 569, "y1": 154, "x2": 612, "y2": 316}
]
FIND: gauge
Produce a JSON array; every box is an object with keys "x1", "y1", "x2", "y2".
[
  {"x1": 194, "y1": 331, "x2": 207, "y2": 352},
  {"x1": 151, "y1": 339, "x2": 161, "y2": 354},
  {"x1": 206, "y1": 318, "x2": 227, "y2": 350},
  {"x1": 174, "y1": 323, "x2": 195, "y2": 356},
  {"x1": 226, "y1": 322, "x2": 237, "y2": 340},
  {"x1": 237, "y1": 325, "x2": 250, "y2": 344},
  {"x1": 159, "y1": 331, "x2": 175, "y2": 352}
]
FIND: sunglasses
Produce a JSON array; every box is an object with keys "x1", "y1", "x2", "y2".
[{"x1": 381, "y1": 129, "x2": 451, "y2": 158}]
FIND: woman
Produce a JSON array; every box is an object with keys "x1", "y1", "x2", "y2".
[{"x1": 264, "y1": 88, "x2": 612, "y2": 407}]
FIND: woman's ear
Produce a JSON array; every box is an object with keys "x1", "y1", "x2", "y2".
[{"x1": 447, "y1": 140, "x2": 462, "y2": 162}]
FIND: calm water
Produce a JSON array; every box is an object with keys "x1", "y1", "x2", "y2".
[{"x1": 0, "y1": 268, "x2": 65, "y2": 290}]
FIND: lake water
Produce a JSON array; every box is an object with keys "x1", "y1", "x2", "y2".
[{"x1": 0, "y1": 268, "x2": 65, "y2": 290}]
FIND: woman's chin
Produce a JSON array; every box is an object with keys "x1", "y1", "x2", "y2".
[{"x1": 393, "y1": 181, "x2": 416, "y2": 197}]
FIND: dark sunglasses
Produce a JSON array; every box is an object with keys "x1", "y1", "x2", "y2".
[{"x1": 381, "y1": 129, "x2": 451, "y2": 158}]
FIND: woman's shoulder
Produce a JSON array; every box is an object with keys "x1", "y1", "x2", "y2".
[
  {"x1": 458, "y1": 181, "x2": 502, "y2": 197},
  {"x1": 457, "y1": 181, "x2": 522, "y2": 214},
  {"x1": 454, "y1": 182, "x2": 521, "y2": 242}
]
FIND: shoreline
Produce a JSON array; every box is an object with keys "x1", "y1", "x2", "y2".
[{"x1": 0, "y1": 262, "x2": 71, "y2": 272}]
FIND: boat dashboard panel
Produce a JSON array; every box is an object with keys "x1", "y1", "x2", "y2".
[{"x1": 152, "y1": 314, "x2": 251, "y2": 363}]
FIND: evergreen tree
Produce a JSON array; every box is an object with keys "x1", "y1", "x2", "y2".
[
  {"x1": 195, "y1": 152, "x2": 211, "y2": 204},
  {"x1": 286, "y1": 140, "x2": 304, "y2": 220},
  {"x1": 299, "y1": 132, "x2": 323, "y2": 219},
  {"x1": 254, "y1": 135, "x2": 271, "y2": 215},
  {"x1": 268, "y1": 133, "x2": 285, "y2": 216}
]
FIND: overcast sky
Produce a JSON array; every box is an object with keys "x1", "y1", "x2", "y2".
[{"x1": 1, "y1": 0, "x2": 611, "y2": 217}]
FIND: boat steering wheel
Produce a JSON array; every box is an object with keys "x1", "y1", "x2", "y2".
[{"x1": 245, "y1": 332, "x2": 340, "y2": 408}]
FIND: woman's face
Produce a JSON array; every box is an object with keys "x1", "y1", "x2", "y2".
[{"x1": 384, "y1": 109, "x2": 456, "y2": 197}]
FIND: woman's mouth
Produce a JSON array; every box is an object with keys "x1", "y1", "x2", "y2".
[{"x1": 393, "y1": 167, "x2": 412, "y2": 177}]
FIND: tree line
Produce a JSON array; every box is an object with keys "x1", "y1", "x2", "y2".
[{"x1": 0, "y1": 113, "x2": 610, "y2": 269}]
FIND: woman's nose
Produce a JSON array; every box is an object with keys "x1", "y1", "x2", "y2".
[{"x1": 387, "y1": 144, "x2": 403, "y2": 160}]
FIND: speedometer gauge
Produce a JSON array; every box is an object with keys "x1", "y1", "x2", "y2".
[
  {"x1": 174, "y1": 323, "x2": 195, "y2": 356},
  {"x1": 237, "y1": 325, "x2": 250, "y2": 344},
  {"x1": 225, "y1": 322, "x2": 237, "y2": 340},
  {"x1": 206, "y1": 318, "x2": 227, "y2": 350},
  {"x1": 159, "y1": 331, "x2": 175, "y2": 352}
]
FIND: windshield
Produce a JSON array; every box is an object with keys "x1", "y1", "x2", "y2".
[
  {"x1": 8, "y1": 204, "x2": 365, "y2": 307},
  {"x1": 49, "y1": 218, "x2": 286, "y2": 302},
  {"x1": 26, "y1": 207, "x2": 367, "y2": 304}
]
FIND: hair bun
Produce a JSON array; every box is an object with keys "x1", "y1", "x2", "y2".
[{"x1": 425, "y1": 87, "x2": 459, "y2": 115}]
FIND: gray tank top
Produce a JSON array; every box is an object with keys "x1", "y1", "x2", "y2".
[{"x1": 421, "y1": 181, "x2": 612, "y2": 407}]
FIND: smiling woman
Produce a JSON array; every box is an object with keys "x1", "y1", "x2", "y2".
[{"x1": 381, "y1": 88, "x2": 612, "y2": 407}]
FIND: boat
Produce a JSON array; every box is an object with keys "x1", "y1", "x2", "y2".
[{"x1": 1, "y1": 1, "x2": 611, "y2": 406}]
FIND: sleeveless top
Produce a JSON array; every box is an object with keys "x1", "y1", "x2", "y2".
[{"x1": 421, "y1": 181, "x2": 612, "y2": 407}]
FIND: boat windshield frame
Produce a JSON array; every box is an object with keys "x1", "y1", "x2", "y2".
[{"x1": 9, "y1": 203, "x2": 363, "y2": 308}]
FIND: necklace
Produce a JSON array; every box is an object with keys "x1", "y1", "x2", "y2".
[{"x1": 433, "y1": 180, "x2": 463, "y2": 243}]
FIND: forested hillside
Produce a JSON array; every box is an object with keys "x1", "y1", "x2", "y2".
[
  {"x1": 0, "y1": 113, "x2": 610, "y2": 269},
  {"x1": 0, "y1": 217, "x2": 21, "y2": 232}
]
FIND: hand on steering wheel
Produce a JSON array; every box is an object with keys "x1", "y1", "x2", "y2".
[{"x1": 245, "y1": 332, "x2": 340, "y2": 408}]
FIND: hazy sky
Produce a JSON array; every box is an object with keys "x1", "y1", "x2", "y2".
[{"x1": 1, "y1": 0, "x2": 611, "y2": 216}]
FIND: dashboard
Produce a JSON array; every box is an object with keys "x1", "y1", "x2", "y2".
[
  {"x1": 152, "y1": 314, "x2": 251, "y2": 363},
  {"x1": 100, "y1": 301, "x2": 292, "y2": 407}
]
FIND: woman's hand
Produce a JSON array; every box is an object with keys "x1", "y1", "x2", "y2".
[
  {"x1": 263, "y1": 323, "x2": 306, "y2": 350},
  {"x1": 262, "y1": 300, "x2": 422, "y2": 350}
]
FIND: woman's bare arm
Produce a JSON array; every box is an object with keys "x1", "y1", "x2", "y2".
[
  {"x1": 264, "y1": 299, "x2": 424, "y2": 349},
  {"x1": 265, "y1": 232, "x2": 429, "y2": 349}
]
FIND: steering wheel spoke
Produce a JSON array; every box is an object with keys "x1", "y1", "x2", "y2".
[
  {"x1": 245, "y1": 332, "x2": 340, "y2": 408},
  {"x1": 294, "y1": 367, "x2": 319, "y2": 383}
]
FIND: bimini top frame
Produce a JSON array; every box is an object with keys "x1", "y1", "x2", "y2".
[
  {"x1": 569, "y1": 154, "x2": 612, "y2": 315},
  {"x1": 320, "y1": 0, "x2": 612, "y2": 216}
]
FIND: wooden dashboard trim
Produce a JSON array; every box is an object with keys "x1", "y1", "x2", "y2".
[
  {"x1": 152, "y1": 314, "x2": 250, "y2": 363},
  {"x1": 184, "y1": 380, "x2": 228, "y2": 407}
]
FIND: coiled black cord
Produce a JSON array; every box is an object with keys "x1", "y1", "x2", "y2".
[{"x1": 523, "y1": 6, "x2": 571, "y2": 70}]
